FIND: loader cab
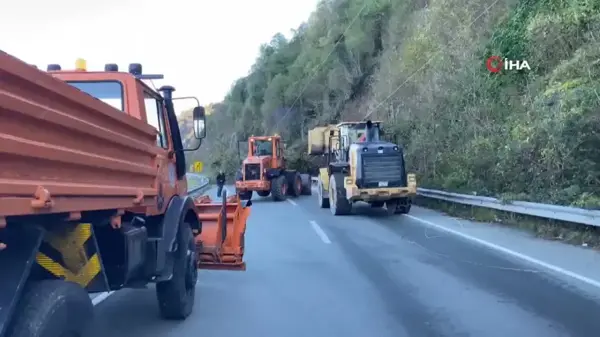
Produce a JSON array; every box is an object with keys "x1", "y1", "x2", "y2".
[
  {"x1": 248, "y1": 135, "x2": 284, "y2": 169},
  {"x1": 336, "y1": 121, "x2": 383, "y2": 162},
  {"x1": 47, "y1": 59, "x2": 207, "y2": 209}
]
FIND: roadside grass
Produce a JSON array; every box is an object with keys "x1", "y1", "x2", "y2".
[{"x1": 415, "y1": 196, "x2": 600, "y2": 250}]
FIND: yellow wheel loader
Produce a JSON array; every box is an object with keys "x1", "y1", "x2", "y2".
[{"x1": 308, "y1": 120, "x2": 417, "y2": 216}]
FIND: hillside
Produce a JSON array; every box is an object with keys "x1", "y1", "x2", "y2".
[{"x1": 183, "y1": 0, "x2": 600, "y2": 208}]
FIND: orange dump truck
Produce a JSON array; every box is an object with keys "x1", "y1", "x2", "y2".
[{"x1": 0, "y1": 52, "x2": 252, "y2": 337}]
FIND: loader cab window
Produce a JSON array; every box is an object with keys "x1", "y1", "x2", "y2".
[
  {"x1": 67, "y1": 80, "x2": 124, "y2": 111},
  {"x1": 349, "y1": 124, "x2": 380, "y2": 142},
  {"x1": 143, "y1": 92, "x2": 168, "y2": 148},
  {"x1": 252, "y1": 140, "x2": 273, "y2": 156}
]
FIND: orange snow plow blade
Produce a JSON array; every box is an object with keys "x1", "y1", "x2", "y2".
[{"x1": 194, "y1": 190, "x2": 251, "y2": 271}]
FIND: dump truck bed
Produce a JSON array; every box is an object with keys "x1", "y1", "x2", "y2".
[{"x1": 0, "y1": 51, "x2": 160, "y2": 217}]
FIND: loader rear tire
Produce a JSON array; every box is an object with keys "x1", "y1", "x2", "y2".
[
  {"x1": 271, "y1": 175, "x2": 287, "y2": 201},
  {"x1": 395, "y1": 198, "x2": 412, "y2": 214},
  {"x1": 257, "y1": 191, "x2": 270, "y2": 197},
  {"x1": 156, "y1": 221, "x2": 197, "y2": 320},
  {"x1": 329, "y1": 173, "x2": 352, "y2": 216},
  {"x1": 385, "y1": 199, "x2": 399, "y2": 216},
  {"x1": 6, "y1": 280, "x2": 93, "y2": 337},
  {"x1": 285, "y1": 171, "x2": 302, "y2": 197}
]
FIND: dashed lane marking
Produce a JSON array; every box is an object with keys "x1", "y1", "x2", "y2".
[{"x1": 310, "y1": 220, "x2": 331, "y2": 244}]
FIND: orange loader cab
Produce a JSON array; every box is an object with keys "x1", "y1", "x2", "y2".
[{"x1": 235, "y1": 135, "x2": 312, "y2": 202}]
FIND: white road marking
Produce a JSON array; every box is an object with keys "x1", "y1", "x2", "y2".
[
  {"x1": 310, "y1": 220, "x2": 331, "y2": 244},
  {"x1": 406, "y1": 214, "x2": 600, "y2": 289},
  {"x1": 92, "y1": 291, "x2": 115, "y2": 306},
  {"x1": 287, "y1": 199, "x2": 298, "y2": 206}
]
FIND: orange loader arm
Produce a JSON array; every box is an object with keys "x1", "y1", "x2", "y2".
[{"x1": 193, "y1": 190, "x2": 251, "y2": 271}]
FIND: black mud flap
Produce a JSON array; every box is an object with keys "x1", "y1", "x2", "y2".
[{"x1": 0, "y1": 225, "x2": 44, "y2": 337}]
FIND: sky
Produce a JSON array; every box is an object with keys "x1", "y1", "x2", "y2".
[{"x1": 0, "y1": 0, "x2": 320, "y2": 110}]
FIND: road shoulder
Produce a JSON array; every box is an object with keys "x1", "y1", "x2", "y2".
[{"x1": 407, "y1": 206, "x2": 600, "y2": 292}]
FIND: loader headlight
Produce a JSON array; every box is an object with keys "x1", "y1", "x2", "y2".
[
  {"x1": 362, "y1": 147, "x2": 368, "y2": 152},
  {"x1": 393, "y1": 146, "x2": 398, "y2": 151}
]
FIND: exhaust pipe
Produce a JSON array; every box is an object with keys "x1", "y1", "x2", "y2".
[{"x1": 365, "y1": 120, "x2": 377, "y2": 142}]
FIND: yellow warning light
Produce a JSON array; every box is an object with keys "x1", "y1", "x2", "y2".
[{"x1": 75, "y1": 58, "x2": 87, "y2": 71}]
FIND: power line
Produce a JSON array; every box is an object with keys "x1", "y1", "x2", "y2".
[
  {"x1": 363, "y1": 0, "x2": 501, "y2": 121},
  {"x1": 271, "y1": 2, "x2": 370, "y2": 133}
]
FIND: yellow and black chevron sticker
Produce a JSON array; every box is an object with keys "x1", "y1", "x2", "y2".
[{"x1": 35, "y1": 223, "x2": 109, "y2": 292}]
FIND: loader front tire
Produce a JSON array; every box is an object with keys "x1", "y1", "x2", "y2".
[
  {"x1": 271, "y1": 175, "x2": 287, "y2": 201},
  {"x1": 239, "y1": 191, "x2": 253, "y2": 200},
  {"x1": 7, "y1": 280, "x2": 93, "y2": 337},
  {"x1": 156, "y1": 221, "x2": 197, "y2": 320}
]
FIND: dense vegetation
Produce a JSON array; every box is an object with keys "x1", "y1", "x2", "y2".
[{"x1": 183, "y1": 0, "x2": 600, "y2": 208}]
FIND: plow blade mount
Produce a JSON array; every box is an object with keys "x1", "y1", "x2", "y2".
[{"x1": 194, "y1": 190, "x2": 251, "y2": 271}]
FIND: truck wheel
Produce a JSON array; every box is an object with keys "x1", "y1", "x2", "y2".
[
  {"x1": 271, "y1": 175, "x2": 287, "y2": 201},
  {"x1": 7, "y1": 280, "x2": 93, "y2": 337},
  {"x1": 317, "y1": 178, "x2": 329, "y2": 208},
  {"x1": 329, "y1": 173, "x2": 352, "y2": 215},
  {"x1": 156, "y1": 221, "x2": 197, "y2": 320},
  {"x1": 239, "y1": 191, "x2": 253, "y2": 200},
  {"x1": 257, "y1": 191, "x2": 270, "y2": 197},
  {"x1": 300, "y1": 174, "x2": 312, "y2": 195}
]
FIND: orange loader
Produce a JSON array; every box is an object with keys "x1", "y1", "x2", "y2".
[
  {"x1": 235, "y1": 135, "x2": 312, "y2": 201},
  {"x1": 0, "y1": 53, "x2": 252, "y2": 337}
]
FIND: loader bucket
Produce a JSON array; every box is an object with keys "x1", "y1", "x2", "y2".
[{"x1": 194, "y1": 190, "x2": 251, "y2": 271}]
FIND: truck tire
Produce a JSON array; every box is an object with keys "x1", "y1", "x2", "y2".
[
  {"x1": 7, "y1": 280, "x2": 93, "y2": 337},
  {"x1": 317, "y1": 178, "x2": 329, "y2": 208},
  {"x1": 329, "y1": 173, "x2": 352, "y2": 215},
  {"x1": 300, "y1": 174, "x2": 312, "y2": 195},
  {"x1": 271, "y1": 175, "x2": 287, "y2": 201},
  {"x1": 257, "y1": 191, "x2": 270, "y2": 197},
  {"x1": 156, "y1": 221, "x2": 197, "y2": 320},
  {"x1": 287, "y1": 171, "x2": 302, "y2": 197}
]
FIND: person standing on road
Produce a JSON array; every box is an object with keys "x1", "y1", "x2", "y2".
[{"x1": 216, "y1": 170, "x2": 226, "y2": 197}]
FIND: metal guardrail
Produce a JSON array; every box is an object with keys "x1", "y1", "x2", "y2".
[
  {"x1": 417, "y1": 188, "x2": 600, "y2": 227},
  {"x1": 186, "y1": 173, "x2": 210, "y2": 195}
]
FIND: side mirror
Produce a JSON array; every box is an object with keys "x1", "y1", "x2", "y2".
[{"x1": 193, "y1": 106, "x2": 206, "y2": 139}]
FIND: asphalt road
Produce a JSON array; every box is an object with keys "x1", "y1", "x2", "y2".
[{"x1": 89, "y1": 185, "x2": 600, "y2": 337}]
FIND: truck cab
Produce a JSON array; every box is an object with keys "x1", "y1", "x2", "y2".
[
  {"x1": 0, "y1": 53, "x2": 251, "y2": 337},
  {"x1": 47, "y1": 60, "x2": 204, "y2": 210}
]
